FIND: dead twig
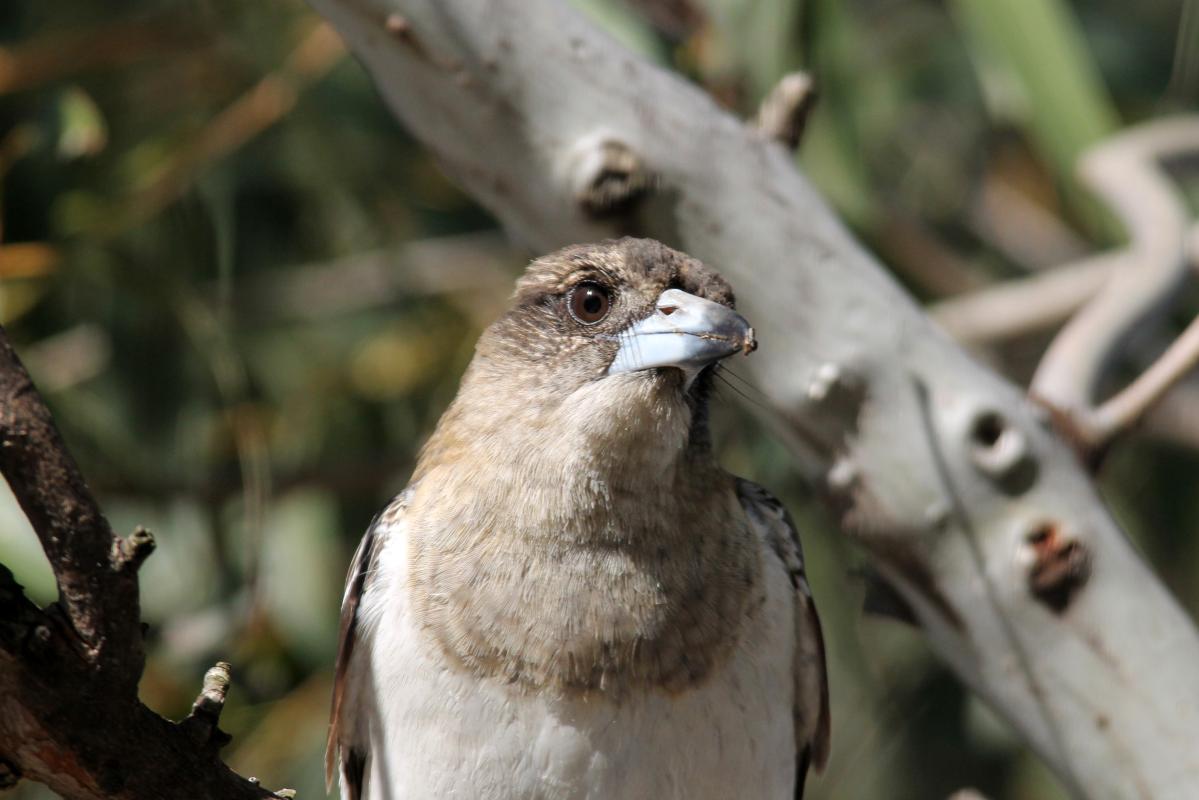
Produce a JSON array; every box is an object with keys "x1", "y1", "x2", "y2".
[{"x1": 0, "y1": 325, "x2": 280, "y2": 800}]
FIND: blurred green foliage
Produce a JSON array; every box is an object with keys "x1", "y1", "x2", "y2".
[{"x1": 0, "y1": 0, "x2": 1195, "y2": 798}]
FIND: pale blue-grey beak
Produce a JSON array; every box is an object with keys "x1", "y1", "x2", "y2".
[{"x1": 608, "y1": 288, "x2": 757, "y2": 379}]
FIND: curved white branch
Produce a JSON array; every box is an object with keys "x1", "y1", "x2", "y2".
[
  {"x1": 1085, "y1": 313, "x2": 1199, "y2": 446},
  {"x1": 306, "y1": 1, "x2": 1199, "y2": 796},
  {"x1": 929, "y1": 251, "x2": 1119, "y2": 343},
  {"x1": 935, "y1": 120, "x2": 1199, "y2": 350},
  {"x1": 1031, "y1": 118, "x2": 1198, "y2": 412},
  {"x1": 930, "y1": 223, "x2": 1199, "y2": 346}
]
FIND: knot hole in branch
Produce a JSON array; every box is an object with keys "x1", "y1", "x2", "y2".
[
  {"x1": 967, "y1": 409, "x2": 1037, "y2": 494},
  {"x1": 1025, "y1": 521, "x2": 1092, "y2": 613},
  {"x1": 569, "y1": 138, "x2": 657, "y2": 220}
]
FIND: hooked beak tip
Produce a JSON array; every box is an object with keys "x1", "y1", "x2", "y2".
[{"x1": 742, "y1": 327, "x2": 758, "y2": 356}]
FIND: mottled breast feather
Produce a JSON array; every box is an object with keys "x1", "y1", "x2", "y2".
[
  {"x1": 326, "y1": 487, "x2": 414, "y2": 800},
  {"x1": 736, "y1": 478, "x2": 831, "y2": 799}
]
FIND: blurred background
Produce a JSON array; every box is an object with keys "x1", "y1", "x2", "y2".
[{"x1": 1, "y1": 0, "x2": 1196, "y2": 797}]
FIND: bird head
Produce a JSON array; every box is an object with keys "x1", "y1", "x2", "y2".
[
  {"x1": 421, "y1": 238, "x2": 755, "y2": 476},
  {"x1": 493, "y1": 236, "x2": 753, "y2": 388}
]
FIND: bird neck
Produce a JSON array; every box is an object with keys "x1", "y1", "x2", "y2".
[
  {"x1": 414, "y1": 369, "x2": 718, "y2": 543},
  {"x1": 402, "y1": 370, "x2": 759, "y2": 696}
]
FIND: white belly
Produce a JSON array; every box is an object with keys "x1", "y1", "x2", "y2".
[{"x1": 347, "y1": 540, "x2": 799, "y2": 800}]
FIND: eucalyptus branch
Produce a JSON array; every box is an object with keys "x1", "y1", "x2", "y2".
[
  {"x1": 1030, "y1": 118, "x2": 1197, "y2": 413},
  {"x1": 306, "y1": 0, "x2": 1199, "y2": 796},
  {"x1": 1069, "y1": 312, "x2": 1199, "y2": 454},
  {"x1": 934, "y1": 119, "x2": 1199, "y2": 455}
]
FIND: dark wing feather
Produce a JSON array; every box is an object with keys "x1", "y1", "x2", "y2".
[
  {"x1": 736, "y1": 479, "x2": 831, "y2": 798},
  {"x1": 326, "y1": 487, "x2": 414, "y2": 799}
]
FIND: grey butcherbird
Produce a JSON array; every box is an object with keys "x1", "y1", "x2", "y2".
[{"x1": 328, "y1": 237, "x2": 829, "y2": 800}]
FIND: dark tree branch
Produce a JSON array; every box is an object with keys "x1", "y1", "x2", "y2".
[
  {"x1": 0, "y1": 325, "x2": 283, "y2": 800},
  {"x1": 0, "y1": 327, "x2": 141, "y2": 680}
]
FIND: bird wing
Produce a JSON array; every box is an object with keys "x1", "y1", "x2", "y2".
[
  {"x1": 326, "y1": 486, "x2": 415, "y2": 800},
  {"x1": 736, "y1": 478, "x2": 831, "y2": 799}
]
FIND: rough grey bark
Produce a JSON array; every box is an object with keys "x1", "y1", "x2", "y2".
[
  {"x1": 0, "y1": 326, "x2": 280, "y2": 800},
  {"x1": 306, "y1": 1, "x2": 1199, "y2": 797}
]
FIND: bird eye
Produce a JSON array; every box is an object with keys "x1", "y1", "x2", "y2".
[{"x1": 568, "y1": 282, "x2": 611, "y2": 325}]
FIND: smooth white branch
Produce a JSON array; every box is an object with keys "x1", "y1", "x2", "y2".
[
  {"x1": 933, "y1": 118, "x2": 1199, "y2": 454},
  {"x1": 933, "y1": 118, "x2": 1199, "y2": 347},
  {"x1": 306, "y1": 1, "x2": 1199, "y2": 796}
]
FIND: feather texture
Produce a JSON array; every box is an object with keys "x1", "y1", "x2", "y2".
[
  {"x1": 326, "y1": 478, "x2": 829, "y2": 799},
  {"x1": 737, "y1": 478, "x2": 832, "y2": 789},
  {"x1": 325, "y1": 239, "x2": 829, "y2": 799}
]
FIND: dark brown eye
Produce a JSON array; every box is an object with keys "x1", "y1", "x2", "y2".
[{"x1": 568, "y1": 282, "x2": 611, "y2": 325}]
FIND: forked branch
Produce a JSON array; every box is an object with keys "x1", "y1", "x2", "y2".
[
  {"x1": 1028, "y1": 117, "x2": 1199, "y2": 455},
  {"x1": 305, "y1": 1, "x2": 1199, "y2": 795},
  {"x1": 0, "y1": 325, "x2": 283, "y2": 800}
]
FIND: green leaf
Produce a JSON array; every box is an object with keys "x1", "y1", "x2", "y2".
[{"x1": 949, "y1": 0, "x2": 1120, "y2": 186}]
